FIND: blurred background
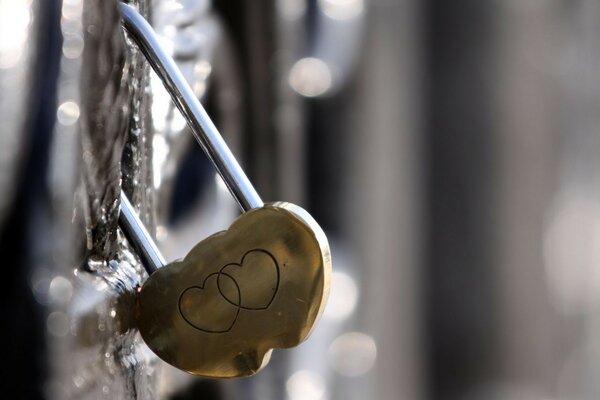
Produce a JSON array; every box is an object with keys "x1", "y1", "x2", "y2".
[{"x1": 2, "y1": 0, "x2": 600, "y2": 399}]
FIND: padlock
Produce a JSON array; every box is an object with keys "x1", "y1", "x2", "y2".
[{"x1": 117, "y1": 4, "x2": 331, "y2": 378}]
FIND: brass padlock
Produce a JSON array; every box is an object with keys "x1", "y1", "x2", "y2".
[{"x1": 118, "y1": 4, "x2": 331, "y2": 378}]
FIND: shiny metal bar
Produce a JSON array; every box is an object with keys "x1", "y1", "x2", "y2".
[
  {"x1": 119, "y1": 192, "x2": 166, "y2": 274},
  {"x1": 119, "y1": 3, "x2": 264, "y2": 212}
]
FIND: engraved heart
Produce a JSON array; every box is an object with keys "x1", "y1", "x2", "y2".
[
  {"x1": 218, "y1": 249, "x2": 279, "y2": 310},
  {"x1": 179, "y1": 273, "x2": 240, "y2": 333},
  {"x1": 136, "y1": 203, "x2": 331, "y2": 378}
]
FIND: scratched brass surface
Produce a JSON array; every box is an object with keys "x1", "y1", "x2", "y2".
[{"x1": 137, "y1": 203, "x2": 331, "y2": 378}]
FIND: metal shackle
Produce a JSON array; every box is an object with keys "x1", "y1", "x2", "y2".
[{"x1": 117, "y1": 3, "x2": 263, "y2": 274}]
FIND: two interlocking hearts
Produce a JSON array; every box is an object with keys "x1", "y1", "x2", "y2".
[{"x1": 178, "y1": 249, "x2": 280, "y2": 333}]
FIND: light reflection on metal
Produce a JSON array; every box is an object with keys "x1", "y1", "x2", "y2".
[
  {"x1": 62, "y1": 32, "x2": 84, "y2": 59},
  {"x1": 120, "y1": 3, "x2": 263, "y2": 212},
  {"x1": 56, "y1": 100, "x2": 80, "y2": 126},
  {"x1": 0, "y1": 0, "x2": 32, "y2": 69},
  {"x1": 0, "y1": 0, "x2": 35, "y2": 228},
  {"x1": 47, "y1": 311, "x2": 70, "y2": 338},
  {"x1": 118, "y1": 192, "x2": 165, "y2": 274},
  {"x1": 48, "y1": 276, "x2": 74, "y2": 304},
  {"x1": 318, "y1": 0, "x2": 364, "y2": 21},
  {"x1": 151, "y1": 134, "x2": 169, "y2": 189},
  {"x1": 323, "y1": 271, "x2": 358, "y2": 320},
  {"x1": 155, "y1": 0, "x2": 211, "y2": 27},
  {"x1": 277, "y1": 0, "x2": 308, "y2": 21},
  {"x1": 544, "y1": 192, "x2": 600, "y2": 315},
  {"x1": 286, "y1": 370, "x2": 328, "y2": 400},
  {"x1": 61, "y1": 0, "x2": 82, "y2": 21},
  {"x1": 327, "y1": 332, "x2": 377, "y2": 377},
  {"x1": 282, "y1": 0, "x2": 366, "y2": 98},
  {"x1": 289, "y1": 57, "x2": 333, "y2": 98}
]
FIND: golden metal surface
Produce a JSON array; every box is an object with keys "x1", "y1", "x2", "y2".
[{"x1": 137, "y1": 203, "x2": 331, "y2": 378}]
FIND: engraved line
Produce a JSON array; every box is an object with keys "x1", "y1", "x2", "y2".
[
  {"x1": 178, "y1": 272, "x2": 241, "y2": 333},
  {"x1": 217, "y1": 249, "x2": 280, "y2": 310},
  {"x1": 177, "y1": 249, "x2": 280, "y2": 333}
]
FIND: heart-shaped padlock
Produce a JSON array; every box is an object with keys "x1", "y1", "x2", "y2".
[
  {"x1": 118, "y1": 5, "x2": 331, "y2": 378},
  {"x1": 137, "y1": 203, "x2": 330, "y2": 377}
]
